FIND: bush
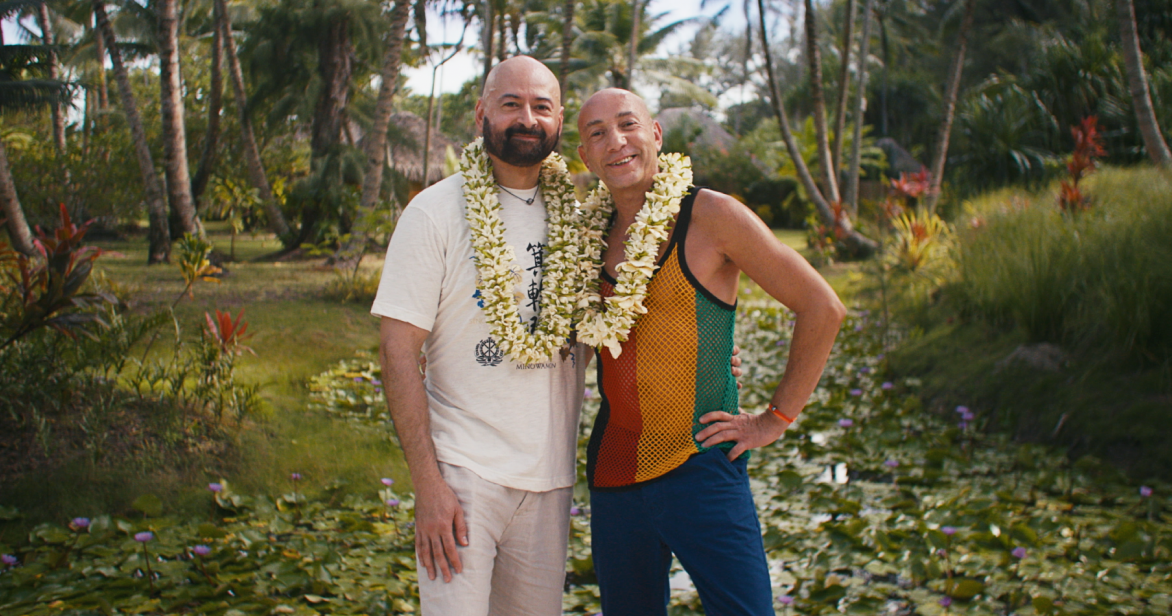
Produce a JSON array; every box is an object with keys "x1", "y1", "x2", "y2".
[{"x1": 953, "y1": 166, "x2": 1172, "y2": 362}]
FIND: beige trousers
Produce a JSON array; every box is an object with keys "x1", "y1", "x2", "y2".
[{"x1": 418, "y1": 463, "x2": 572, "y2": 616}]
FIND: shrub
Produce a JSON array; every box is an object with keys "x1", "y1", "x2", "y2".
[{"x1": 954, "y1": 166, "x2": 1172, "y2": 362}]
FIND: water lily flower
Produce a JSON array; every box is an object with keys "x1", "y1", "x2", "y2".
[
  {"x1": 193, "y1": 545, "x2": 211, "y2": 557},
  {"x1": 884, "y1": 459, "x2": 900, "y2": 468},
  {"x1": 838, "y1": 419, "x2": 854, "y2": 428},
  {"x1": 776, "y1": 340, "x2": 787, "y2": 346},
  {"x1": 1140, "y1": 486, "x2": 1153, "y2": 497},
  {"x1": 71, "y1": 517, "x2": 90, "y2": 530},
  {"x1": 584, "y1": 388, "x2": 593, "y2": 399},
  {"x1": 134, "y1": 531, "x2": 154, "y2": 542},
  {"x1": 570, "y1": 506, "x2": 581, "y2": 515},
  {"x1": 955, "y1": 406, "x2": 969, "y2": 415},
  {"x1": 1, "y1": 554, "x2": 17, "y2": 566},
  {"x1": 1012, "y1": 547, "x2": 1027, "y2": 559},
  {"x1": 961, "y1": 410, "x2": 975, "y2": 421},
  {"x1": 777, "y1": 595, "x2": 794, "y2": 605},
  {"x1": 386, "y1": 499, "x2": 400, "y2": 507},
  {"x1": 881, "y1": 382, "x2": 894, "y2": 390},
  {"x1": 290, "y1": 473, "x2": 302, "y2": 481},
  {"x1": 849, "y1": 389, "x2": 863, "y2": 397},
  {"x1": 958, "y1": 421, "x2": 969, "y2": 430},
  {"x1": 208, "y1": 483, "x2": 223, "y2": 493},
  {"x1": 940, "y1": 597, "x2": 952, "y2": 607},
  {"x1": 859, "y1": 367, "x2": 871, "y2": 374},
  {"x1": 372, "y1": 379, "x2": 382, "y2": 386},
  {"x1": 381, "y1": 478, "x2": 395, "y2": 487},
  {"x1": 941, "y1": 526, "x2": 957, "y2": 536}
]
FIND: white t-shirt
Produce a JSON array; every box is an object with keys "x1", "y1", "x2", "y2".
[{"x1": 371, "y1": 173, "x2": 586, "y2": 492}]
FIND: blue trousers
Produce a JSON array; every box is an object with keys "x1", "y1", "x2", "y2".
[{"x1": 590, "y1": 448, "x2": 774, "y2": 616}]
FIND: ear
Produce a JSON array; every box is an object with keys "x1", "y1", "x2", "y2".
[
  {"x1": 578, "y1": 144, "x2": 593, "y2": 174},
  {"x1": 652, "y1": 120, "x2": 663, "y2": 152},
  {"x1": 474, "y1": 100, "x2": 485, "y2": 135}
]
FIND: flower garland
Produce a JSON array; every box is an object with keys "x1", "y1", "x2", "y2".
[
  {"x1": 460, "y1": 137, "x2": 585, "y2": 364},
  {"x1": 576, "y1": 153, "x2": 693, "y2": 359}
]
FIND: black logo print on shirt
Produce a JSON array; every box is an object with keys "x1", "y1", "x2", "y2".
[{"x1": 475, "y1": 338, "x2": 505, "y2": 367}]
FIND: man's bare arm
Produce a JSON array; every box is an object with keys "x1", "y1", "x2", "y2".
[
  {"x1": 380, "y1": 317, "x2": 468, "y2": 582},
  {"x1": 693, "y1": 192, "x2": 846, "y2": 459}
]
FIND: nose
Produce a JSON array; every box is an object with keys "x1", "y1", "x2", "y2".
[
  {"x1": 604, "y1": 130, "x2": 626, "y2": 152},
  {"x1": 517, "y1": 104, "x2": 537, "y2": 127}
]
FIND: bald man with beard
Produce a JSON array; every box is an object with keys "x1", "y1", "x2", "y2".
[
  {"x1": 576, "y1": 88, "x2": 845, "y2": 616},
  {"x1": 372, "y1": 57, "x2": 583, "y2": 615}
]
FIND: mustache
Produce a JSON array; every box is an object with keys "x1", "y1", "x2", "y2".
[{"x1": 505, "y1": 125, "x2": 546, "y2": 139}]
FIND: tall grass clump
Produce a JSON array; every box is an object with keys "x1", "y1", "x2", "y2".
[{"x1": 955, "y1": 166, "x2": 1172, "y2": 362}]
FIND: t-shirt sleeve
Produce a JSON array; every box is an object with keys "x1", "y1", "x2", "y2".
[{"x1": 370, "y1": 206, "x2": 446, "y2": 331}]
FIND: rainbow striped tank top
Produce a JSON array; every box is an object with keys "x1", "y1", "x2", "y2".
[{"x1": 586, "y1": 188, "x2": 740, "y2": 490}]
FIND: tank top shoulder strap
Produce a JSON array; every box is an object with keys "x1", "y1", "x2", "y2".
[{"x1": 666, "y1": 186, "x2": 701, "y2": 258}]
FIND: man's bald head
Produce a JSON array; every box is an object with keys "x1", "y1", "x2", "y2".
[
  {"x1": 474, "y1": 56, "x2": 564, "y2": 169},
  {"x1": 577, "y1": 88, "x2": 653, "y2": 132},
  {"x1": 482, "y1": 56, "x2": 561, "y2": 107}
]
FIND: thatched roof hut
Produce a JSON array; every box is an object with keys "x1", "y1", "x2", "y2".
[{"x1": 655, "y1": 108, "x2": 736, "y2": 152}]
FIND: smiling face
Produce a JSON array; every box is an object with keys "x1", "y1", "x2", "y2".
[
  {"x1": 577, "y1": 89, "x2": 663, "y2": 197},
  {"x1": 474, "y1": 57, "x2": 563, "y2": 169}
]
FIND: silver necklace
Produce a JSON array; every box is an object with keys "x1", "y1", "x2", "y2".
[{"x1": 497, "y1": 183, "x2": 538, "y2": 205}]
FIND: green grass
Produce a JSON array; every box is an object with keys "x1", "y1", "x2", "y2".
[
  {"x1": 3, "y1": 229, "x2": 406, "y2": 530},
  {"x1": 886, "y1": 165, "x2": 1172, "y2": 481}
]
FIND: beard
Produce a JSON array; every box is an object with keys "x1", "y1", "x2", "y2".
[{"x1": 481, "y1": 117, "x2": 560, "y2": 167}]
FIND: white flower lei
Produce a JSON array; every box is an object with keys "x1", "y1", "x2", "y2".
[
  {"x1": 576, "y1": 153, "x2": 693, "y2": 359},
  {"x1": 460, "y1": 137, "x2": 585, "y2": 364}
]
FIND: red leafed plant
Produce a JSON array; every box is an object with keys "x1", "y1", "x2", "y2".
[
  {"x1": 1058, "y1": 116, "x2": 1106, "y2": 213},
  {"x1": 1, "y1": 205, "x2": 112, "y2": 349},
  {"x1": 204, "y1": 309, "x2": 254, "y2": 356}
]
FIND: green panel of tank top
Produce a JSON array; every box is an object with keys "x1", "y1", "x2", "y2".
[{"x1": 691, "y1": 291, "x2": 741, "y2": 456}]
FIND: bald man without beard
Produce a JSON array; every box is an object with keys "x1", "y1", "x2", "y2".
[
  {"x1": 576, "y1": 89, "x2": 846, "y2": 616},
  {"x1": 371, "y1": 56, "x2": 582, "y2": 616}
]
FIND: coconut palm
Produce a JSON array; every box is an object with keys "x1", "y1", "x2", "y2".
[
  {"x1": 157, "y1": 0, "x2": 201, "y2": 236},
  {"x1": 923, "y1": 0, "x2": 976, "y2": 213},
  {"x1": 1116, "y1": 0, "x2": 1171, "y2": 166},
  {"x1": 0, "y1": 27, "x2": 72, "y2": 254},
  {"x1": 93, "y1": 0, "x2": 170, "y2": 263}
]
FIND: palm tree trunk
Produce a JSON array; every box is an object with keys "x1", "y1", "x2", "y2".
[
  {"x1": 0, "y1": 138, "x2": 36, "y2": 256},
  {"x1": 803, "y1": 0, "x2": 840, "y2": 204},
  {"x1": 37, "y1": 3, "x2": 66, "y2": 154},
  {"x1": 191, "y1": 21, "x2": 223, "y2": 206},
  {"x1": 332, "y1": 0, "x2": 411, "y2": 264},
  {"x1": 158, "y1": 0, "x2": 201, "y2": 235},
  {"x1": 1117, "y1": 0, "x2": 1172, "y2": 166},
  {"x1": 628, "y1": 0, "x2": 641, "y2": 89},
  {"x1": 311, "y1": 17, "x2": 353, "y2": 158},
  {"x1": 94, "y1": 0, "x2": 171, "y2": 264},
  {"x1": 758, "y1": 0, "x2": 875, "y2": 256},
  {"x1": 93, "y1": 11, "x2": 109, "y2": 112},
  {"x1": 845, "y1": 0, "x2": 874, "y2": 211},
  {"x1": 559, "y1": 0, "x2": 574, "y2": 101},
  {"x1": 481, "y1": 0, "x2": 494, "y2": 88},
  {"x1": 831, "y1": 0, "x2": 855, "y2": 175},
  {"x1": 924, "y1": 0, "x2": 975, "y2": 214},
  {"x1": 216, "y1": 0, "x2": 292, "y2": 240}
]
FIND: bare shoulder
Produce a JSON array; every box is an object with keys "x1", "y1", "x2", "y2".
[{"x1": 690, "y1": 188, "x2": 776, "y2": 250}]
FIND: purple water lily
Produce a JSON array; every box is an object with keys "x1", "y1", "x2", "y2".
[
  {"x1": 193, "y1": 545, "x2": 212, "y2": 557},
  {"x1": 134, "y1": 531, "x2": 154, "y2": 542},
  {"x1": 838, "y1": 419, "x2": 854, "y2": 428},
  {"x1": 208, "y1": 482, "x2": 223, "y2": 493},
  {"x1": 381, "y1": 478, "x2": 395, "y2": 487}
]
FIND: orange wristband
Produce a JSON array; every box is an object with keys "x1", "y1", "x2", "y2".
[{"x1": 768, "y1": 403, "x2": 798, "y2": 423}]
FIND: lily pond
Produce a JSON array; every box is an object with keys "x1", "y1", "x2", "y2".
[{"x1": 2, "y1": 303, "x2": 1168, "y2": 615}]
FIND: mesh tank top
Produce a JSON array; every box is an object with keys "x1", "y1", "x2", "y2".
[{"x1": 586, "y1": 188, "x2": 740, "y2": 490}]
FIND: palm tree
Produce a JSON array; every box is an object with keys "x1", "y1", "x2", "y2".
[
  {"x1": 214, "y1": 0, "x2": 291, "y2": 240},
  {"x1": 0, "y1": 27, "x2": 72, "y2": 254},
  {"x1": 845, "y1": 0, "x2": 874, "y2": 212},
  {"x1": 158, "y1": 0, "x2": 201, "y2": 235},
  {"x1": 1116, "y1": 0, "x2": 1171, "y2": 166},
  {"x1": 333, "y1": 0, "x2": 412, "y2": 264},
  {"x1": 830, "y1": 0, "x2": 855, "y2": 174},
  {"x1": 758, "y1": 0, "x2": 875, "y2": 256},
  {"x1": 93, "y1": 0, "x2": 171, "y2": 263},
  {"x1": 572, "y1": 0, "x2": 698, "y2": 93},
  {"x1": 35, "y1": 1, "x2": 66, "y2": 153},
  {"x1": 803, "y1": 0, "x2": 839, "y2": 204},
  {"x1": 191, "y1": 13, "x2": 222, "y2": 206},
  {"x1": 923, "y1": 0, "x2": 975, "y2": 213}
]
